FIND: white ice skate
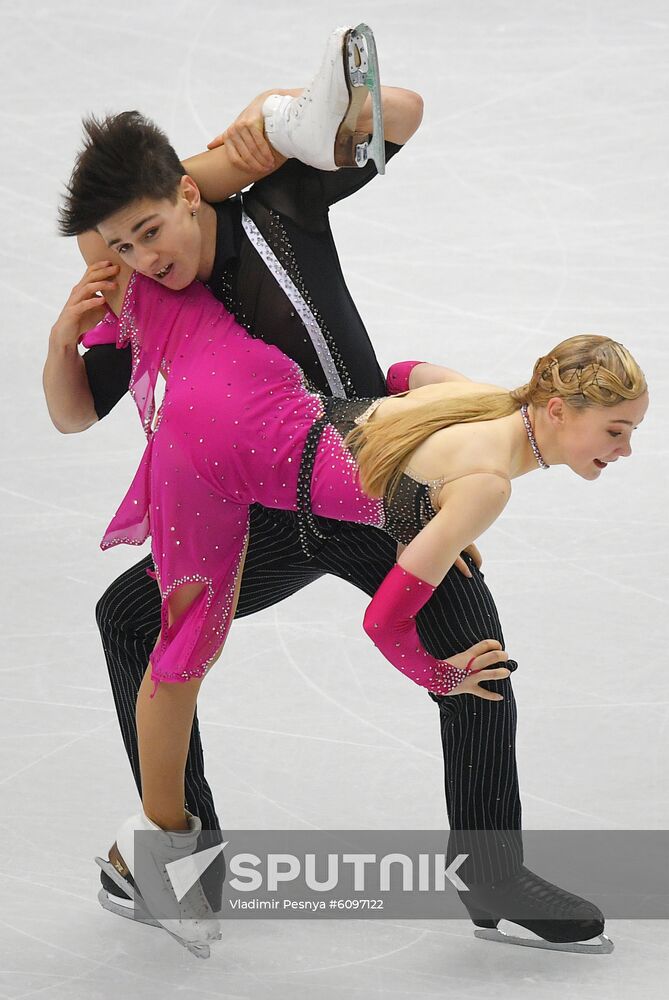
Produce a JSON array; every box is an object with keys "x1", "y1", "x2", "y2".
[
  {"x1": 95, "y1": 810, "x2": 222, "y2": 960},
  {"x1": 263, "y1": 23, "x2": 385, "y2": 173}
]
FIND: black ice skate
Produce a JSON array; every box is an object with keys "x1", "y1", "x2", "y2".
[{"x1": 459, "y1": 865, "x2": 614, "y2": 954}]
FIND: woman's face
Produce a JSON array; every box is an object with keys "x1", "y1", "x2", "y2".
[
  {"x1": 96, "y1": 177, "x2": 202, "y2": 290},
  {"x1": 552, "y1": 390, "x2": 649, "y2": 480}
]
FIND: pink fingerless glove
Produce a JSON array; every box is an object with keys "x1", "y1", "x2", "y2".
[
  {"x1": 80, "y1": 311, "x2": 119, "y2": 348},
  {"x1": 385, "y1": 360, "x2": 425, "y2": 395},
  {"x1": 362, "y1": 564, "x2": 475, "y2": 695}
]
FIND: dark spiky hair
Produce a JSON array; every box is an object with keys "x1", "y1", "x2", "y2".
[{"x1": 58, "y1": 111, "x2": 185, "y2": 236}]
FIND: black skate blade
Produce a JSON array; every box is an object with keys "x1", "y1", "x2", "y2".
[{"x1": 474, "y1": 923, "x2": 615, "y2": 954}]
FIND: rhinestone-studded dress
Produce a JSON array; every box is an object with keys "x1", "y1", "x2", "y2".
[
  {"x1": 313, "y1": 396, "x2": 447, "y2": 546},
  {"x1": 96, "y1": 272, "x2": 388, "y2": 696}
]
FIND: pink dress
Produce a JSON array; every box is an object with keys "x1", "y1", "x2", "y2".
[{"x1": 84, "y1": 272, "x2": 384, "y2": 697}]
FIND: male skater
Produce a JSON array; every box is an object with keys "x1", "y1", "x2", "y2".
[{"x1": 43, "y1": 26, "x2": 611, "y2": 954}]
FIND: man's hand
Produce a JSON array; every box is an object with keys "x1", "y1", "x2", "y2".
[
  {"x1": 207, "y1": 92, "x2": 276, "y2": 172},
  {"x1": 438, "y1": 639, "x2": 511, "y2": 702},
  {"x1": 454, "y1": 542, "x2": 482, "y2": 579},
  {"x1": 43, "y1": 261, "x2": 117, "y2": 433},
  {"x1": 51, "y1": 262, "x2": 119, "y2": 349}
]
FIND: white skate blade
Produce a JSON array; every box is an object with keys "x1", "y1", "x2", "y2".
[
  {"x1": 95, "y1": 855, "x2": 162, "y2": 926},
  {"x1": 95, "y1": 855, "x2": 136, "y2": 902},
  {"x1": 97, "y1": 887, "x2": 162, "y2": 928},
  {"x1": 95, "y1": 857, "x2": 218, "y2": 956},
  {"x1": 159, "y1": 921, "x2": 216, "y2": 959},
  {"x1": 351, "y1": 23, "x2": 385, "y2": 173},
  {"x1": 474, "y1": 924, "x2": 615, "y2": 954}
]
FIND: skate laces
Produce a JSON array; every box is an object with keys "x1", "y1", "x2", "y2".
[{"x1": 288, "y1": 89, "x2": 311, "y2": 122}]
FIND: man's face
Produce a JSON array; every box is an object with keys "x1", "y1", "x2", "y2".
[{"x1": 96, "y1": 180, "x2": 202, "y2": 290}]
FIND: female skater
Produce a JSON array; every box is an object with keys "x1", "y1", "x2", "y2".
[
  {"x1": 74, "y1": 260, "x2": 647, "y2": 875},
  {"x1": 85, "y1": 264, "x2": 646, "y2": 704}
]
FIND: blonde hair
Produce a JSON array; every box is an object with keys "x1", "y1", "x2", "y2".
[{"x1": 344, "y1": 335, "x2": 647, "y2": 500}]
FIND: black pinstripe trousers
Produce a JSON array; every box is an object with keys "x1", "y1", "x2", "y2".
[{"x1": 96, "y1": 504, "x2": 523, "y2": 885}]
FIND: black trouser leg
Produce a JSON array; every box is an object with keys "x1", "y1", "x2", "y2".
[
  {"x1": 97, "y1": 512, "x2": 523, "y2": 886},
  {"x1": 309, "y1": 520, "x2": 523, "y2": 883}
]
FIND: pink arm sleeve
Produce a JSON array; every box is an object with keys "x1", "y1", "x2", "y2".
[
  {"x1": 362, "y1": 564, "x2": 475, "y2": 694},
  {"x1": 385, "y1": 360, "x2": 425, "y2": 394}
]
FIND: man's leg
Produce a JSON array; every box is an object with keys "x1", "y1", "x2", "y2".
[
  {"x1": 309, "y1": 521, "x2": 522, "y2": 865},
  {"x1": 242, "y1": 159, "x2": 524, "y2": 903},
  {"x1": 310, "y1": 520, "x2": 608, "y2": 948},
  {"x1": 241, "y1": 141, "x2": 405, "y2": 401}
]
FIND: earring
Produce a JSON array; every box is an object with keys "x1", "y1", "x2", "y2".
[{"x1": 191, "y1": 210, "x2": 197, "y2": 217}]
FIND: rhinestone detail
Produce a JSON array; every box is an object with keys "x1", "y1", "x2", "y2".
[
  {"x1": 520, "y1": 403, "x2": 550, "y2": 469},
  {"x1": 241, "y1": 209, "x2": 348, "y2": 399}
]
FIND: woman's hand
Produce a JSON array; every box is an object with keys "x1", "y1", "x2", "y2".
[
  {"x1": 453, "y1": 542, "x2": 482, "y2": 578},
  {"x1": 206, "y1": 92, "x2": 276, "y2": 172},
  {"x1": 50, "y1": 262, "x2": 119, "y2": 348},
  {"x1": 437, "y1": 638, "x2": 511, "y2": 701}
]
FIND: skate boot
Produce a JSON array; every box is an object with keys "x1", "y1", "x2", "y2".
[
  {"x1": 95, "y1": 810, "x2": 223, "y2": 959},
  {"x1": 263, "y1": 23, "x2": 385, "y2": 172},
  {"x1": 97, "y1": 831, "x2": 226, "y2": 929},
  {"x1": 459, "y1": 865, "x2": 614, "y2": 954}
]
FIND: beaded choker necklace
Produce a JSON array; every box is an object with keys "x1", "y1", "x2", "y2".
[{"x1": 520, "y1": 404, "x2": 550, "y2": 469}]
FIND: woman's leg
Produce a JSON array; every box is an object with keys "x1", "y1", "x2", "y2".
[
  {"x1": 136, "y1": 539, "x2": 248, "y2": 832},
  {"x1": 96, "y1": 508, "x2": 323, "y2": 822},
  {"x1": 136, "y1": 659, "x2": 204, "y2": 831},
  {"x1": 181, "y1": 139, "x2": 283, "y2": 205},
  {"x1": 96, "y1": 508, "x2": 324, "y2": 915}
]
